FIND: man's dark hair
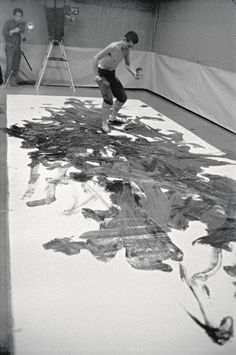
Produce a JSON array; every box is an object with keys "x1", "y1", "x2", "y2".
[
  {"x1": 13, "y1": 8, "x2": 24, "y2": 16},
  {"x1": 124, "y1": 31, "x2": 139, "y2": 44}
]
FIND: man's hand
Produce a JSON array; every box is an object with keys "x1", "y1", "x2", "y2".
[
  {"x1": 95, "y1": 75, "x2": 110, "y2": 88},
  {"x1": 127, "y1": 66, "x2": 143, "y2": 80},
  {"x1": 10, "y1": 27, "x2": 21, "y2": 35},
  {"x1": 135, "y1": 67, "x2": 143, "y2": 80},
  {"x1": 95, "y1": 75, "x2": 103, "y2": 83}
]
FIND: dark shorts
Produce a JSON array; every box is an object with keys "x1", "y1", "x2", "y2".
[{"x1": 97, "y1": 67, "x2": 127, "y2": 105}]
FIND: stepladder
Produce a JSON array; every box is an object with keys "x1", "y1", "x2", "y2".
[{"x1": 35, "y1": 39, "x2": 76, "y2": 92}]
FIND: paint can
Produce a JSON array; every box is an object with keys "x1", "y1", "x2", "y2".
[{"x1": 136, "y1": 67, "x2": 143, "y2": 79}]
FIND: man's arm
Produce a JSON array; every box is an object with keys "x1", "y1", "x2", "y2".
[
  {"x1": 2, "y1": 21, "x2": 11, "y2": 38},
  {"x1": 124, "y1": 50, "x2": 137, "y2": 78},
  {"x1": 2, "y1": 20, "x2": 21, "y2": 38},
  {"x1": 92, "y1": 43, "x2": 115, "y2": 75}
]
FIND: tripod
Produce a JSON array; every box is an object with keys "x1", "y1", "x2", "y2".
[
  {"x1": 4, "y1": 49, "x2": 36, "y2": 88},
  {"x1": 35, "y1": 38, "x2": 75, "y2": 92}
]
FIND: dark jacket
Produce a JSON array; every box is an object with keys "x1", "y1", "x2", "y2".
[{"x1": 2, "y1": 19, "x2": 25, "y2": 46}]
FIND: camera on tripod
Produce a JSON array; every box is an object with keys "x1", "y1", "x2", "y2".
[
  {"x1": 45, "y1": 0, "x2": 79, "y2": 42},
  {"x1": 45, "y1": 0, "x2": 65, "y2": 42},
  {"x1": 35, "y1": 0, "x2": 78, "y2": 91}
]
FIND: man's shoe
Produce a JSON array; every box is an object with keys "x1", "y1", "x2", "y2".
[
  {"x1": 10, "y1": 76, "x2": 20, "y2": 86},
  {"x1": 101, "y1": 123, "x2": 111, "y2": 133},
  {"x1": 109, "y1": 117, "x2": 126, "y2": 125},
  {"x1": 9, "y1": 81, "x2": 19, "y2": 87}
]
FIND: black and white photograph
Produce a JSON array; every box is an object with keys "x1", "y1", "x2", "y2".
[{"x1": 0, "y1": 1, "x2": 235, "y2": 355}]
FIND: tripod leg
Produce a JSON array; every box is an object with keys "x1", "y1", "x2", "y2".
[
  {"x1": 4, "y1": 70, "x2": 13, "y2": 88},
  {"x1": 21, "y1": 50, "x2": 37, "y2": 80},
  {"x1": 21, "y1": 50, "x2": 32, "y2": 71},
  {"x1": 59, "y1": 41, "x2": 76, "y2": 93},
  {"x1": 35, "y1": 41, "x2": 54, "y2": 91}
]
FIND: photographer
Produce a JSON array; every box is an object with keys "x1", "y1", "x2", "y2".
[{"x1": 2, "y1": 8, "x2": 26, "y2": 86}]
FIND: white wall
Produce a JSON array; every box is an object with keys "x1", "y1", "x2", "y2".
[
  {"x1": 148, "y1": 0, "x2": 236, "y2": 132},
  {"x1": 153, "y1": 0, "x2": 236, "y2": 73}
]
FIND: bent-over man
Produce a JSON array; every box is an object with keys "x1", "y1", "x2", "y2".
[{"x1": 93, "y1": 31, "x2": 141, "y2": 133}]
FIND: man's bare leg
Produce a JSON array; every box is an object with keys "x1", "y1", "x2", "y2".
[
  {"x1": 101, "y1": 102, "x2": 112, "y2": 133},
  {"x1": 110, "y1": 100, "x2": 124, "y2": 123},
  {"x1": 96, "y1": 77, "x2": 113, "y2": 133}
]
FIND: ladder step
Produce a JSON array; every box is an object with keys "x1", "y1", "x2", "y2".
[
  {"x1": 35, "y1": 40, "x2": 75, "y2": 92},
  {"x1": 48, "y1": 57, "x2": 67, "y2": 62}
]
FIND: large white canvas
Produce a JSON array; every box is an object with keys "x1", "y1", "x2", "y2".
[{"x1": 7, "y1": 95, "x2": 236, "y2": 355}]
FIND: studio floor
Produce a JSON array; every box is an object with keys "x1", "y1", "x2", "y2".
[
  {"x1": 0, "y1": 85, "x2": 236, "y2": 355},
  {"x1": 1, "y1": 86, "x2": 236, "y2": 155}
]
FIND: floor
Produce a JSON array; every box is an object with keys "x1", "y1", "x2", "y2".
[{"x1": 0, "y1": 85, "x2": 235, "y2": 355}]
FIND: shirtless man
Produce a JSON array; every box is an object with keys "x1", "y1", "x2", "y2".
[{"x1": 93, "y1": 31, "x2": 141, "y2": 133}]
